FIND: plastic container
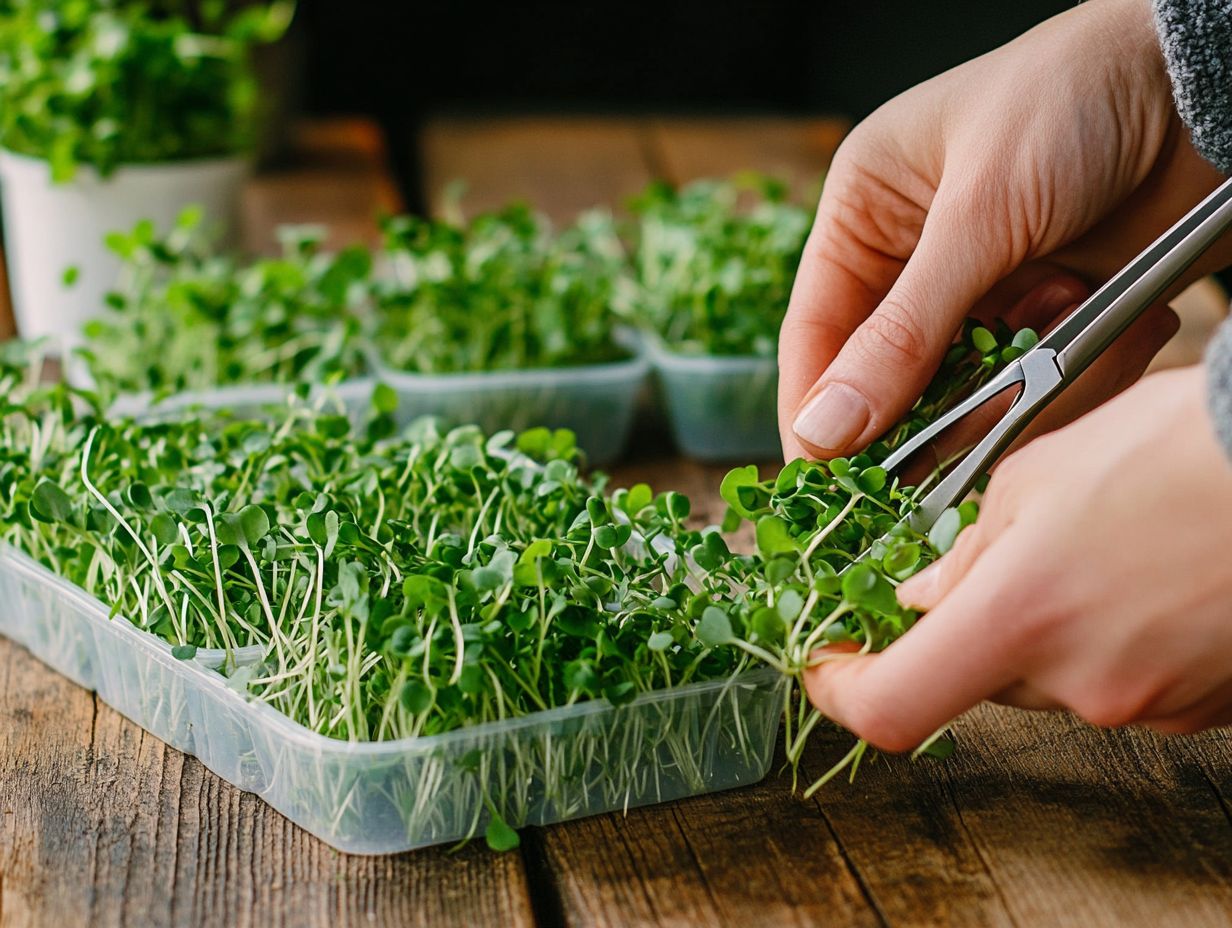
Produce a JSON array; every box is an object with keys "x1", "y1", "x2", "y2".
[
  {"x1": 104, "y1": 377, "x2": 378, "y2": 424},
  {"x1": 0, "y1": 151, "x2": 248, "y2": 355},
  {"x1": 0, "y1": 545, "x2": 786, "y2": 854},
  {"x1": 369, "y1": 350, "x2": 649, "y2": 467},
  {"x1": 649, "y1": 342, "x2": 781, "y2": 461}
]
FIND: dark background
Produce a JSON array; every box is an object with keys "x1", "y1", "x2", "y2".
[{"x1": 294, "y1": 1, "x2": 1074, "y2": 209}]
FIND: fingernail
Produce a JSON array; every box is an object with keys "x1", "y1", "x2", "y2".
[
  {"x1": 896, "y1": 562, "x2": 939, "y2": 609},
  {"x1": 792, "y1": 383, "x2": 870, "y2": 453}
]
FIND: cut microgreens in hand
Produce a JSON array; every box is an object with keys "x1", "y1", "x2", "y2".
[
  {"x1": 77, "y1": 209, "x2": 372, "y2": 395},
  {"x1": 0, "y1": 320, "x2": 1033, "y2": 842}
]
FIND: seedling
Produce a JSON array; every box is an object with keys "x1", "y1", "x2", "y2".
[
  {"x1": 625, "y1": 174, "x2": 813, "y2": 357},
  {"x1": 0, "y1": 320, "x2": 1030, "y2": 841},
  {"x1": 373, "y1": 206, "x2": 631, "y2": 373},
  {"x1": 78, "y1": 210, "x2": 371, "y2": 395}
]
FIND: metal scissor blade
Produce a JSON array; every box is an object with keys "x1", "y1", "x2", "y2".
[
  {"x1": 1038, "y1": 175, "x2": 1232, "y2": 382},
  {"x1": 853, "y1": 175, "x2": 1232, "y2": 551},
  {"x1": 833, "y1": 177, "x2": 1232, "y2": 578},
  {"x1": 844, "y1": 347, "x2": 1065, "y2": 572}
]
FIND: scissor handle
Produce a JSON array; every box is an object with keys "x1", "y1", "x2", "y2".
[
  {"x1": 877, "y1": 176, "x2": 1232, "y2": 536},
  {"x1": 902, "y1": 349, "x2": 1064, "y2": 530},
  {"x1": 1043, "y1": 175, "x2": 1232, "y2": 380}
]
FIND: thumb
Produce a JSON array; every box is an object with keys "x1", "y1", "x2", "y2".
[{"x1": 790, "y1": 187, "x2": 1025, "y2": 458}]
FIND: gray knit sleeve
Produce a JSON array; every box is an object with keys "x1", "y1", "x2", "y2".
[
  {"x1": 1207, "y1": 319, "x2": 1232, "y2": 454},
  {"x1": 1154, "y1": 0, "x2": 1232, "y2": 173},
  {"x1": 1153, "y1": 0, "x2": 1232, "y2": 458}
]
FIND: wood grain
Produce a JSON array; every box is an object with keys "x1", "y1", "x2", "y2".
[
  {"x1": 647, "y1": 115, "x2": 848, "y2": 202},
  {"x1": 526, "y1": 764, "x2": 881, "y2": 928},
  {"x1": 241, "y1": 119, "x2": 403, "y2": 255},
  {"x1": 800, "y1": 705, "x2": 1232, "y2": 928},
  {"x1": 0, "y1": 636, "x2": 536, "y2": 928},
  {"x1": 526, "y1": 702, "x2": 1232, "y2": 928},
  {"x1": 422, "y1": 116, "x2": 655, "y2": 223}
]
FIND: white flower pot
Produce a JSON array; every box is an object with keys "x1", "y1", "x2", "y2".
[{"x1": 0, "y1": 151, "x2": 249, "y2": 353}]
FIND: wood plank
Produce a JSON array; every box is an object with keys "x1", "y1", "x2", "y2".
[
  {"x1": 241, "y1": 118, "x2": 403, "y2": 255},
  {"x1": 800, "y1": 722, "x2": 1017, "y2": 928},
  {"x1": 529, "y1": 654, "x2": 1232, "y2": 927},
  {"x1": 646, "y1": 116, "x2": 849, "y2": 202},
  {"x1": 421, "y1": 116, "x2": 654, "y2": 222},
  {"x1": 0, "y1": 636, "x2": 537, "y2": 928},
  {"x1": 526, "y1": 760, "x2": 881, "y2": 928},
  {"x1": 803, "y1": 705, "x2": 1232, "y2": 927}
]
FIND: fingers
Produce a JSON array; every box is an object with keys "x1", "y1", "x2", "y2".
[
  {"x1": 778, "y1": 192, "x2": 922, "y2": 461},
  {"x1": 969, "y1": 265, "x2": 1089, "y2": 331},
  {"x1": 804, "y1": 532, "x2": 1028, "y2": 752},
  {"x1": 1136, "y1": 677, "x2": 1232, "y2": 734},
  {"x1": 988, "y1": 681, "x2": 1064, "y2": 712},
  {"x1": 892, "y1": 274, "x2": 1090, "y2": 483},
  {"x1": 789, "y1": 183, "x2": 1018, "y2": 459},
  {"x1": 896, "y1": 516, "x2": 992, "y2": 612}
]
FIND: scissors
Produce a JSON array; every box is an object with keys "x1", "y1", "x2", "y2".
[{"x1": 872, "y1": 175, "x2": 1232, "y2": 538}]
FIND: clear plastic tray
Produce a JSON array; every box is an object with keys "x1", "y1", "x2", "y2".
[
  {"x1": 649, "y1": 343, "x2": 781, "y2": 461},
  {"x1": 368, "y1": 351, "x2": 649, "y2": 467},
  {"x1": 0, "y1": 545, "x2": 785, "y2": 855},
  {"x1": 106, "y1": 377, "x2": 378, "y2": 423}
]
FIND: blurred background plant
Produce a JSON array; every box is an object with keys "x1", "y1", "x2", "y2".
[
  {"x1": 373, "y1": 205, "x2": 630, "y2": 375},
  {"x1": 0, "y1": 0, "x2": 293, "y2": 180},
  {"x1": 78, "y1": 206, "x2": 369, "y2": 393},
  {"x1": 624, "y1": 175, "x2": 813, "y2": 358}
]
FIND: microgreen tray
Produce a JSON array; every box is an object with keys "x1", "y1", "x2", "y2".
[
  {"x1": 0, "y1": 545, "x2": 786, "y2": 855},
  {"x1": 104, "y1": 377, "x2": 378, "y2": 423},
  {"x1": 649, "y1": 343, "x2": 781, "y2": 461},
  {"x1": 367, "y1": 351, "x2": 649, "y2": 466}
]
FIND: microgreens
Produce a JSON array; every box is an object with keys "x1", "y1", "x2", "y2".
[
  {"x1": 372, "y1": 206, "x2": 631, "y2": 374},
  {"x1": 0, "y1": 0, "x2": 294, "y2": 181},
  {"x1": 0, "y1": 320, "x2": 1033, "y2": 844},
  {"x1": 624, "y1": 174, "x2": 814, "y2": 357},
  {"x1": 77, "y1": 208, "x2": 372, "y2": 395},
  {"x1": 74, "y1": 177, "x2": 814, "y2": 398}
]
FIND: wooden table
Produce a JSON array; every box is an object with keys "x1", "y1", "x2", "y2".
[{"x1": 2, "y1": 116, "x2": 1232, "y2": 928}]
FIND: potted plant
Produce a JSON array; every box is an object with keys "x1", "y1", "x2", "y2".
[
  {"x1": 368, "y1": 204, "x2": 648, "y2": 465},
  {"x1": 627, "y1": 175, "x2": 813, "y2": 460},
  {"x1": 0, "y1": 0, "x2": 293, "y2": 352}
]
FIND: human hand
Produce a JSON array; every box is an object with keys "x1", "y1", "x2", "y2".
[
  {"x1": 780, "y1": 0, "x2": 1227, "y2": 462},
  {"x1": 803, "y1": 366, "x2": 1232, "y2": 750}
]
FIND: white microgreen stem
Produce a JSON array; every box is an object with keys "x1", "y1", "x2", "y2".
[
  {"x1": 79, "y1": 427, "x2": 180, "y2": 620},
  {"x1": 446, "y1": 587, "x2": 465, "y2": 687},
  {"x1": 802, "y1": 739, "x2": 868, "y2": 799},
  {"x1": 800, "y1": 492, "x2": 861, "y2": 569}
]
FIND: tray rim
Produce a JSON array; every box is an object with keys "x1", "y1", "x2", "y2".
[{"x1": 0, "y1": 543, "x2": 786, "y2": 758}]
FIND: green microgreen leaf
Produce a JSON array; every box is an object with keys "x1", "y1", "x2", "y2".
[
  {"x1": 30, "y1": 481, "x2": 73, "y2": 523},
  {"x1": 928, "y1": 508, "x2": 965, "y2": 555},
  {"x1": 484, "y1": 814, "x2": 521, "y2": 852},
  {"x1": 696, "y1": 607, "x2": 734, "y2": 647}
]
